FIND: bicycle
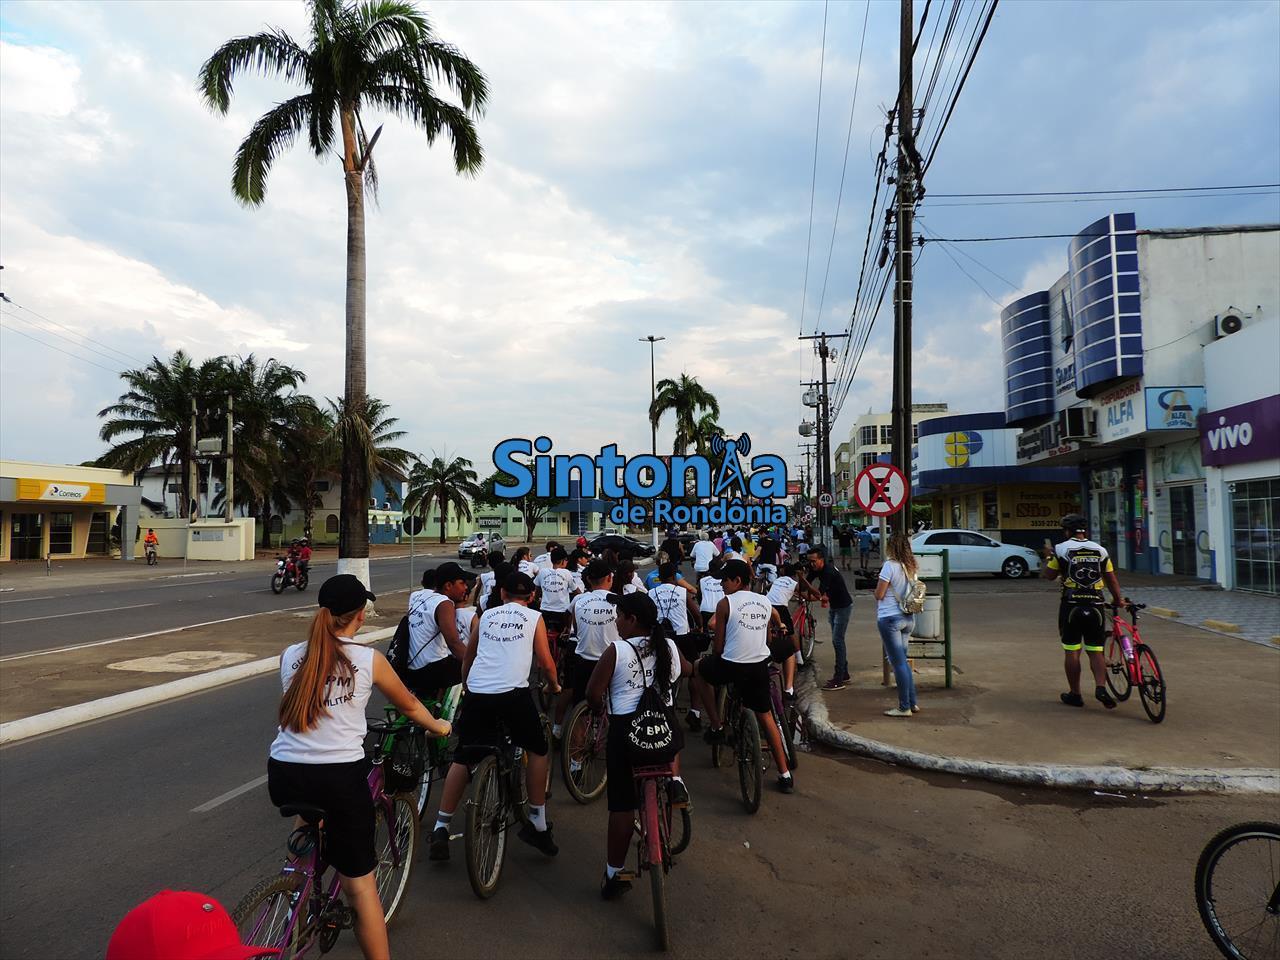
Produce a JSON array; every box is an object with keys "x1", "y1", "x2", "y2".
[
  {"x1": 231, "y1": 718, "x2": 418, "y2": 958},
  {"x1": 462, "y1": 710, "x2": 555, "y2": 899},
  {"x1": 1103, "y1": 601, "x2": 1167, "y2": 723},
  {"x1": 560, "y1": 699, "x2": 609, "y2": 803},
  {"x1": 381, "y1": 687, "x2": 463, "y2": 820},
  {"x1": 793, "y1": 599, "x2": 816, "y2": 663},
  {"x1": 766, "y1": 659, "x2": 801, "y2": 771},
  {"x1": 709, "y1": 684, "x2": 763, "y2": 814},
  {"x1": 626, "y1": 763, "x2": 685, "y2": 951},
  {"x1": 1195, "y1": 820, "x2": 1280, "y2": 959}
]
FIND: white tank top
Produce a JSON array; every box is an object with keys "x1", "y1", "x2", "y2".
[
  {"x1": 608, "y1": 636, "x2": 681, "y2": 714},
  {"x1": 466, "y1": 602, "x2": 540, "y2": 694},
  {"x1": 535, "y1": 567, "x2": 575, "y2": 613},
  {"x1": 699, "y1": 576, "x2": 725, "y2": 613},
  {"x1": 455, "y1": 606, "x2": 477, "y2": 645},
  {"x1": 650, "y1": 583, "x2": 690, "y2": 635},
  {"x1": 722, "y1": 590, "x2": 772, "y2": 663},
  {"x1": 766, "y1": 576, "x2": 798, "y2": 606},
  {"x1": 270, "y1": 641, "x2": 376, "y2": 764},
  {"x1": 573, "y1": 590, "x2": 620, "y2": 660},
  {"x1": 478, "y1": 571, "x2": 497, "y2": 607},
  {"x1": 518, "y1": 559, "x2": 540, "y2": 578},
  {"x1": 407, "y1": 589, "x2": 450, "y2": 668}
]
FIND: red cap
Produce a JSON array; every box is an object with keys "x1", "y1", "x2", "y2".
[{"x1": 106, "y1": 891, "x2": 280, "y2": 960}]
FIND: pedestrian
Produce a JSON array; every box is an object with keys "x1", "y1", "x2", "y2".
[
  {"x1": 689, "y1": 529, "x2": 720, "y2": 575},
  {"x1": 857, "y1": 525, "x2": 874, "y2": 573},
  {"x1": 836, "y1": 525, "x2": 854, "y2": 571},
  {"x1": 808, "y1": 546, "x2": 854, "y2": 690},
  {"x1": 875, "y1": 533, "x2": 920, "y2": 717}
]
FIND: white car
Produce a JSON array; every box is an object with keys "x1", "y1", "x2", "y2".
[
  {"x1": 458, "y1": 531, "x2": 505, "y2": 559},
  {"x1": 910, "y1": 529, "x2": 1041, "y2": 579}
]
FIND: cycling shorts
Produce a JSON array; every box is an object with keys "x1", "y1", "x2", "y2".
[
  {"x1": 564, "y1": 651, "x2": 599, "y2": 702},
  {"x1": 1058, "y1": 601, "x2": 1106, "y2": 653},
  {"x1": 696, "y1": 654, "x2": 772, "y2": 714},
  {"x1": 674, "y1": 631, "x2": 709, "y2": 664},
  {"x1": 453, "y1": 688, "x2": 548, "y2": 764},
  {"x1": 405, "y1": 655, "x2": 462, "y2": 699},
  {"x1": 267, "y1": 757, "x2": 375, "y2": 878}
]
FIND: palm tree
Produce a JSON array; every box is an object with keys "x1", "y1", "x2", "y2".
[
  {"x1": 649, "y1": 374, "x2": 721, "y2": 457},
  {"x1": 199, "y1": 0, "x2": 488, "y2": 580},
  {"x1": 97, "y1": 351, "x2": 232, "y2": 517},
  {"x1": 692, "y1": 411, "x2": 725, "y2": 459},
  {"x1": 285, "y1": 400, "x2": 340, "y2": 541},
  {"x1": 326, "y1": 395, "x2": 415, "y2": 510},
  {"x1": 404, "y1": 454, "x2": 483, "y2": 543}
]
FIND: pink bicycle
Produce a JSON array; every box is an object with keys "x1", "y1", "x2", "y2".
[{"x1": 1104, "y1": 602, "x2": 1167, "y2": 723}]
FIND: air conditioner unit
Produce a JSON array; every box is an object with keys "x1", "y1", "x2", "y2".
[
  {"x1": 1214, "y1": 307, "x2": 1251, "y2": 338},
  {"x1": 1058, "y1": 407, "x2": 1096, "y2": 441}
]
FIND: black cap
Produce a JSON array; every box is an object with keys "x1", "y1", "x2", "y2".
[
  {"x1": 717, "y1": 558, "x2": 753, "y2": 584},
  {"x1": 318, "y1": 574, "x2": 375, "y2": 615},
  {"x1": 584, "y1": 558, "x2": 613, "y2": 585},
  {"x1": 433, "y1": 561, "x2": 477, "y2": 584},
  {"x1": 502, "y1": 571, "x2": 537, "y2": 597}
]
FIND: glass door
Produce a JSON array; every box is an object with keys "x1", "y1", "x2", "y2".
[
  {"x1": 1097, "y1": 491, "x2": 1120, "y2": 563},
  {"x1": 1169, "y1": 486, "x2": 1198, "y2": 576},
  {"x1": 10, "y1": 513, "x2": 43, "y2": 560}
]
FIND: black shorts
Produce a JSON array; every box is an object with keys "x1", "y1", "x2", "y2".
[
  {"x1": 1059, "y1": 601, "x2": 1107, "y2": 653},
  {"x1": 405, "y1": 656, "x2": 462, "y2": 698},
  {"x1": 542, "y1": 609, "x2": 569, "y2": 637},
  {"x1": 674, "y1": 632, "x2": 708, "y2": 663},
  {"x1": 773, "y1": 605, "x2": 794, "y2": 636},
  {"x1": 454, "y1": 688, "x2": 548, "y2": 765},
  {"x1": 606, "y1": 717, "x2": 638, "y2": 812},
  {"x1": 700, "y1": 610, "x2": 714, "y2": 631},
  {"x1": 267, "y1": 757, "x2": 375, "y2": 878},
  {"x1": 696, "y1": 654, "x2": 772, "y2": 714},
  {"x1": 565, "y1": 651, "x2": 599, "y2": 702}
]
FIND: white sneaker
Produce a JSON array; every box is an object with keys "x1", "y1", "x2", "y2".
[{"x1": 884, "y1": 707, "x2": 913, "y2": 717}]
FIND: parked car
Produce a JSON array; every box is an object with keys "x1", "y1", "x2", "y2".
[
  {"x1": 582, "y1": 528, "x2": 620, "y2": 541},
  {"x1": 910, "y1": 529, "x2": 1041, "y2": 579},
  {"x1": 588, "y1": 533, "x2": 656, "y2": 561},
  {"x1": 458, "y1": 531, "x2": 506, "y2": 560}
]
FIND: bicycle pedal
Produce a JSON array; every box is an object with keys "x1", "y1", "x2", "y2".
[
  {"x1": 616, "y1": 870, "x2": 637, "y2": 882},
  {"x1": 448, "y1": 831, "x2": 465, "y2": 841},
  {"x1": 670, "y1": 800, "x2": 690, "y2": 810}
]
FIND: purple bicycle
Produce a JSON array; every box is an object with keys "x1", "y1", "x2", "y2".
[{"x1": 231, "y1": 717, "x2": 419, "y2": 957}]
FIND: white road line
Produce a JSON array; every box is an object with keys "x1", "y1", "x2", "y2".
[
  {"x1": 0, "y1": 595, "x2": 59, "y2": 604},
  {"x1": 192, "y1": 774, "x2": 269, "y2": 813},
  {"x1": 2, "y1": 602, "x2": 156, "y2": 625},
  {"x1": 0, "y1": 605, "x2": 313, "y2": 662}
]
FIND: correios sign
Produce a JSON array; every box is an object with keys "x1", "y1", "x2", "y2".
[{"x1": 16, "y1": 479, "x2": 106, "y2": 503}]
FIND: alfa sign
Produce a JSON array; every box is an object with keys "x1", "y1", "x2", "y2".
[{"x1": 16, "y1": 479, "x2": 106, "y2": 503}]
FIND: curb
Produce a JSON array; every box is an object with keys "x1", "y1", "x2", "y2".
[
  {"x1": 0, "y1": 626, "x2": 396, "y2": 747},
  {"x1": 796, "y1": 668, "x2": 1280, "y2": 795}
]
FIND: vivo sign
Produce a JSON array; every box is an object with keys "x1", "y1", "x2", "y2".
[{"x1": 1199, "y1": 395, "x2": 1280, "y2": 467}]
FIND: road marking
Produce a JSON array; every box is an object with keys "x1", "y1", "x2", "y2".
[
  {"x1": 2, "y1": 602, "x2": 156, "y2": 625},
  {"x1": 161, "y1": 572, "x2": 221, "y2": 579},
  {"x1": 0, "y1": 595, "x2": 59, "y2": 604},
  {"x1": 0, "y1": 605, "x2": 313, "y2": 662},
  {"x1": 192, "y1": 773, "x2": 271, "y2": 813}
]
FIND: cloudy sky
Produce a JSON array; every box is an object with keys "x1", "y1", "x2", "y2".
[{"x1": 2, "y1": 0, "x2": 1278, "y2": 483}]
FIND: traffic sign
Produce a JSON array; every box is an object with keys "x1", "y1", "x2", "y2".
[
  {"x1": 818, "y1": 492, "x2": 833, "y2": 507},
  {"x1": 402, "y1": 515, "x2": 425, "y2": 536},
  {"x1": 853, "y1": 463, "x2": 908, "y2": 517}
]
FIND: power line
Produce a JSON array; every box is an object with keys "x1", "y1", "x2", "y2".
[
  {"x1": 0, "y1": 307, "x2": 133, "y2": 369},
  {"x1": 812, "y1": 0, "x2": 872, "y2": 334},
  {"x1": 920, "y1": 0, "x2": 999, "y2": 176},
  {"x1": 921, "y1": 232, "x2": 1077, "y2": 242},
  {"x1": 917, "y1": 222, "x2": 1018, "y2": 287},
  {"x1": 920, "y1": 188, "x2": 1280, "y2": 208},
  {"x1": 1, "y1": 296, "x2": 144, "y2": 366},
  {"x1": 928, "y1": 181, "x2": 1280, "y2": 198},
  {"x1": 797, "y1": 0, "x2": 830, "y2": 336},
  {"x1": 930, "y1": 236, "x2": 1001, "y2": 305},
  {"x1": 0, "y1": 317, "x2": 122, "y2": 374}
]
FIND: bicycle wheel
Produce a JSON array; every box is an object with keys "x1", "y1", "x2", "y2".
[
  {"x1": 800, "y1": 611, "x2": 816, "y2": 661},
  {"x1": 781, "y1": 701, "x2": 799, "y2": 772},
  {"x1": 373, "y1": 795, "x2": 417, "y2": 923},
  {"x1": 646, "y1": 784, "x2": 671, "y2": 952},
  {"x1": 1135, "y1": 644, "x2": 1166, "y2": 724},
  {"x1": 561, "y1": 700, "x2": 608, "y2": 803},
  {"x1": 1195, "y1": 821, "x2": 1280, "y2": 960},
  {"x1": 670, "y1": 803, "x2": 692, "y2": 856},
  {"x1": 465, "y1": 755, "x2": 508, "y2": 899},
  {"x1": 231, "y1": 873, "x2": 308, "y2": 958},
  {"x1": 737, "y1": 711, "x2": 763, "y2": 814},
  {"x1": 710, "y1": 686, "x2": 729, "y2": 769},
  {"x1": 1104, "y1": 636, "x2": 1133, "y2": 702}
]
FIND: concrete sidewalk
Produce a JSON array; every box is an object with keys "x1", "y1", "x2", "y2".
[{"x1": 803, "y1": 573, "x2": 1280, "y2": 786}]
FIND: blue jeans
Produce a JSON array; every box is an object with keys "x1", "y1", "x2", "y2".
[
  {"x1": 828, "y1": 605, "x2": 852, "y2": 678},
  {"x1": 878, "y1": 615, "x2": 917, "y2": 710}
]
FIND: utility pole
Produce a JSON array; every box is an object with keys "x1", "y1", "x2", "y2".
[
  {"x1": 224, "y1": 393, "x2": 234, "y2": 523},
  {"x1": 799, "y1": 332, "x2": 849, "y2": 550},
  {"x1": 890, "y1": 0, "x2": 918, "y2": 535},
  {"x1": 638, "y1": 335, "x2": 666, "y2": 457},
  {"x1": 188, "y1": 398, "x2": 199, "y2": 521}
]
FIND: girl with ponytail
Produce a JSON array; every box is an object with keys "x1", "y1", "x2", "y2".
[
  {"x1": 584, "y1": 591, "x2": 691, "y2": 900},
  {"x1": 268, "y1": 574, "x2": 450, "y2": 960}
]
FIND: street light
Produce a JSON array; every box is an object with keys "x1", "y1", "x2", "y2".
[{"x1": 639, "y1": 335, "x2": 666, "y2": 457}]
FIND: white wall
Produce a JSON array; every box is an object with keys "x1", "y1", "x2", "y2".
[{"x1": 1203, "y1": 314, "x2": 1280, "y2": 410}]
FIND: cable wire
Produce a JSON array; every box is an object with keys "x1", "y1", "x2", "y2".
[
  {"x1": 928, "y1": 181, "x2": 1280, "y2": 198},
  {"x1": 1, "y1": 296, "x2": 144, "y2": 366},
  {"x1": 0, "y1": 316, "x2": 122, "y2": 374},
  {"x1": 797, "y1": 0, "x2": 830, "y2": 336}
]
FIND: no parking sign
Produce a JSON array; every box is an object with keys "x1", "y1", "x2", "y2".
[{"x1": 853, "y1": 463, "x2": 908, "y2": 517}]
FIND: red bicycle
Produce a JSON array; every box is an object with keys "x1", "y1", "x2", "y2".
[
  {"x1": 1104, "y1": 601, "x2": 1166, "y2": 723},
  {"x1": 627, "y1": 763, "x2": 691, "y2": 951}
]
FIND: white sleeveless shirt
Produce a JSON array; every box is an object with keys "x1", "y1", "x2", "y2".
[
  {"x1": 573, "y1": 589, "x2": 620, "y2": 660},
  {"x1": 650, "y1": 583, "x2": 690, "y2": 635},
  {"x1": 608, "y1": 636, "x2": 682, "y2": 714},
  {"x1": 455, "y1": 606, "x2": 477, "y2": 644},
  {"x1": 699, "y1": 575, "x2": 725, "y2": 614},
  {"x1": 722, "y1": 590, "x2": 772, "y2": 663},
  {"x1": 467, "y1": 602, "x2": 540, "y2": 694},
  {"x1": 270, "y1": 641, "x2": 376, "y2": 764},
  {"x1": 407, "y1": 589, "x2": 450, "y2": 668}
]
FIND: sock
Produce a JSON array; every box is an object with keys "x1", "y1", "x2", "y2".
[
  {"x1": 606, "y1": 863, "x2": 623, "y2": 879},
  {"x1": 672, "y1": 775, "x2": 685, "y2": 784},
  {"x1": 433, "y1": 810, "x2": 453, "y2": 833},
  {"x1": 785, "y1": 687, "x2": 794, "y2": 695},
  {"x1": 552, "y1": 723, "x2": 562, "y2": 738},
  {"x1": 780, "y1": 771, "x2": 792, "y2": 781},
  {"x1": 688, "y1": 708, "x2": 700, "y2": 717},
  {"x1": 528, "y1": 804, "x2": 547, "y2": 832}
]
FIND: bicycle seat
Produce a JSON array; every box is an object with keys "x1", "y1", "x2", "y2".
[{"x1": 280, "y1": 803, "x2": 327, "y2": 823}]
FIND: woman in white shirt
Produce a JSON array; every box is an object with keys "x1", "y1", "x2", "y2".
[
  {"x1": 585, "y1": 591, "x2": 690, "y2": 900},
  {"x1": 875, "y1": 533, "x2": 920, "y2": 717},
  {"x1": 269, "y1": 575, "x2": 450, "y2": 960}
]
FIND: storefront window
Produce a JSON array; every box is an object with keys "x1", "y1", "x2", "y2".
[
  {"x1": 983, "y1": 490, "x2": 999, "y2": 529},
  {"x1": 50, "y1": 512, "x2": 73, "y2": 554},
  {"x1": 951, "y1": 499, "x2": 962, "y2": 528},
  {"x1": 1232, "y1": 478, "x2": 1279, "y2": 595},
  {"x1": 87, "y1": 513, "x2": 110, "y2": 554}
]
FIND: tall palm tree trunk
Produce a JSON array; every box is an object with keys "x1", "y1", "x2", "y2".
[
  {"x1": 438, "y1": 500, "x2": 447, "y2": 545},
  {"x1": 338, "y1": 106, "x2": 370, "y2": 587}
]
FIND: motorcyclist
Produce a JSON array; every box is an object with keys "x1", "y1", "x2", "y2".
[
  {"x1": 297, "y1": 538, "x2": 312, "y2": 579},
  {"x1": 143, "y1": 528, "x2": 159, "y2": 562}
]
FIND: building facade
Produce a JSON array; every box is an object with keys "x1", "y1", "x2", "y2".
[
  {"x1": 1004, "y1": 213, "x2": 1279, "y2": 591},
  {"x1": 1, "y1": 461, "x2": 141, "y2": 562}
]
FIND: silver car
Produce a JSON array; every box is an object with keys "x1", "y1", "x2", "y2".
[
  {"x1": 910, "y1": 529, "x2": 1042, "y2": 578},
  {"x1": 458, "y1": 531, "x2": 505, "y2": 559}
]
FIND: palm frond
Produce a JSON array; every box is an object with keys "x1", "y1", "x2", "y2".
[
  {"x1": 232, "y1": 95, "x2": 314, "y2": 206},
  {"x1": 197, "y1": 30, "x2": 312, "y2": 113}
]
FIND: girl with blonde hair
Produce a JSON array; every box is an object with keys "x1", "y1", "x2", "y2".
[{"x1": 874, "y1": 533, "x2": 920, "y2": 717}]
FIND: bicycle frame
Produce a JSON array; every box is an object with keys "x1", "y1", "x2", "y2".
[
  {"x1": 1110, "y1": 615, "x2": 1141, "y2": 683},
  {"x1": 633, "y1": 764, "x2": 676, "y2": 869}
]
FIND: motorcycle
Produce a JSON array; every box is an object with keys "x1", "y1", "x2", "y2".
[
  {"x1": 144, "y1": 544, "x2": 158, "y2": 567},
  {"x1": 271, "y1": 555, "x2": 309, "y2": 594}
]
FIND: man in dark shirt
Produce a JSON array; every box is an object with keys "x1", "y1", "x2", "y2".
[
  {"x1": 807, "y1": 546, "x2": 854, "y2": 690},
  {"x1": 836, "y1": 526, "x2": 855, "y2": 571},
  {"x1": 659, "y1": 534, "x2": 686, "y2": 575}
]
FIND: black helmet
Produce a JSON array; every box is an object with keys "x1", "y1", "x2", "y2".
[{"x1": 1060, "y1": 513, "x2": 1088, "y2": 534}]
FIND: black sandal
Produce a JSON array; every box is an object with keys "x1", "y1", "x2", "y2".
[{"x1": 1060, "y1": 691, "x2": 1084, "y2": 707}]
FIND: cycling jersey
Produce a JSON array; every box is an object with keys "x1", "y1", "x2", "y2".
[
  {"x1": 572, "y1": 589, "x2": 619, "y2": 660},
  {"x1": 535, "y1": 566, "x2": 575, "y2": 613},
  {"x1": 650, "y1": 583, "x2": 691, "y2": 636},
  {"x1": 406, "y1": 589, "x2": 450, "y2": 669},
  {"x1": 270, "y1": 641, "x2": 375, "y2": 764},
  {"x1": 1047, "y1": 539, "x2": 1113, "y2": 605},
  {"x1": 722, "y1": 590, "x2": 772, "y2": 663},
  {"x1": 466, "y1": 603, "x2": 540, "y2": 694}
]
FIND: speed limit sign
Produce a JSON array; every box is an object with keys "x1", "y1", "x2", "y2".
[{"x1": 818, "y1": 492, "x2": 834, "y2": 507}]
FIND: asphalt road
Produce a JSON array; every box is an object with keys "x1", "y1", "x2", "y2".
[
  {"x1": 1, "y1": 661, "x2": 1270, "y2": 960},
  {"x1": 0, "y1": 554, "x2": 457, "y2": 658}
]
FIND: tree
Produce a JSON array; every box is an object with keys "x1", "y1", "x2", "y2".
[
  {"x1": 199, "y1": 0, "x2": 488, "y2": 582},
  {"x1": 475, "y1": 470, "x2": 560, "y2": 544},
  {"x1": 326, "y1": 394, "x2": 414, "y2": 511},
  {"x1": 692, "y1": 411, "x2": 725, "y2": 459},
  {"x1": 285, "y1": 400, "x2": 340, "y2": 541},
  {"x1": 404, "y1": 454, "x2": 483, "y2": 543},
  {"x1": 648, "y1": 373, "x2": 720, "y2": 456},
  {"x1": 97, "y1": 351, "x2": 232, "y2": 517}
]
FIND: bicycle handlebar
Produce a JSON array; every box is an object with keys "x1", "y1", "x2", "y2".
[{"x1": 1108, "y1": 600, "x2": 1146, "y2": 611}]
